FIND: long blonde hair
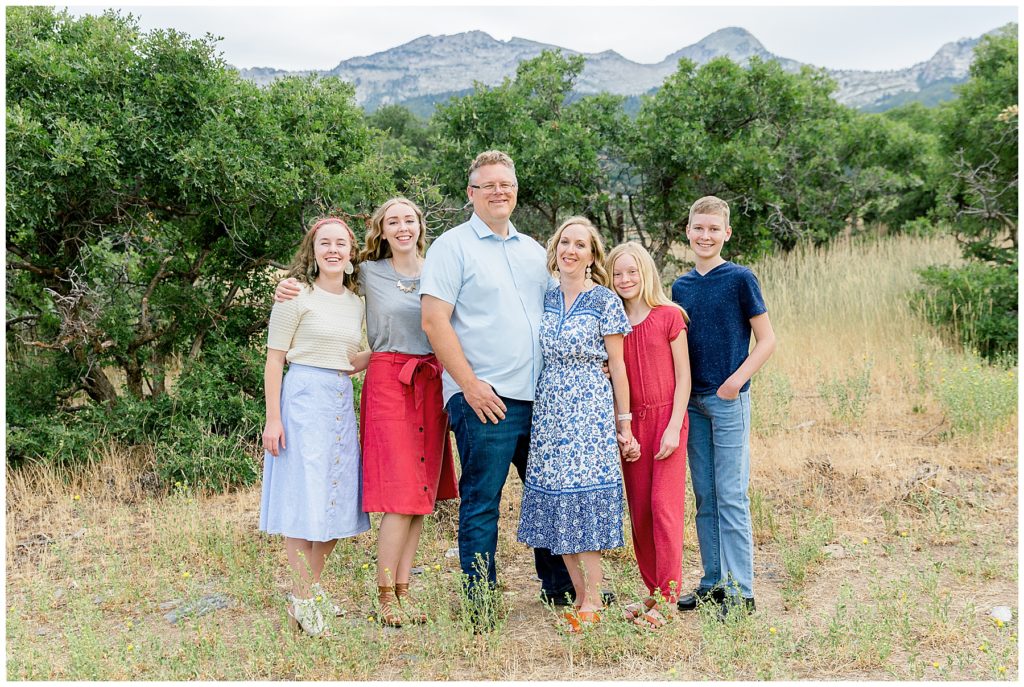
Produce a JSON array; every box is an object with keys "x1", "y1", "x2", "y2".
[
  {"x1": 285, "y1": 216, "x2": 360, "y2": 293},
  {"x1": 605, "y1": 241, "x2": 688, "y2": 322},
  {"x1": 360, "y1": 197, "x2": 428, "y2": 262},
  {"x1": 545, "y1": 216, "x2": 610, "y2": 287}
]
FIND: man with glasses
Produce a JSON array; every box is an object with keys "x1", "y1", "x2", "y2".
[{"x1": 420, "y1": 150, "x2": 577, "y2": 620}]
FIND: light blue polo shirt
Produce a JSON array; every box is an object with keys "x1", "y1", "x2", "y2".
[{"x1": 420, "y1": 213, "x2": 556, "y2": 406}]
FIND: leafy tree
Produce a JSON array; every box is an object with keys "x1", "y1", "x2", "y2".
[
  {"x1": 629, "y1": 56, "x2": 934, "y2": 264},
  {"x1": 5, "y1": 8, "x2": 398, "y2": 475},
  {"x1": 431, "y1": 51, "x2": 627, "y2": 235},
  {"x1": 938, "y1": 25, "x2": 1018, "y2": 264},
  {"x1": 917, "y1": 25, "x2": 1018, "y2": 361}
]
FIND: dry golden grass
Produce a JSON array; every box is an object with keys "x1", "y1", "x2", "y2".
[{"x1": 6, "y1": 233, "x2": 1018, "y2": 680}]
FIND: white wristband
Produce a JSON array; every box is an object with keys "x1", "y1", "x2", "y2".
[{"x1": 616, "y1": 413, "x2": 632, "y2": 421}]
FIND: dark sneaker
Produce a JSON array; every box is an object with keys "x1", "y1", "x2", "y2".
[
  {"x1": 717, "y1": 596, "x2": 756, "y2": 620},
  {"x1": 676, "y1": 587, "x2": 725, "y2": 612}
]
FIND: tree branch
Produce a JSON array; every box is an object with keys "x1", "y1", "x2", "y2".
[{"x1": 6, "y1": 314, "x2": 40, "y2": 329}]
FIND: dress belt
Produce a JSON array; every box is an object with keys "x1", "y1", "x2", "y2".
[
  {"x1": 634, "y1": 400, "x2": 673, "y2": 420},
  {"x1": 396, "y1": 355, "x2": 443, "y2": 410}
]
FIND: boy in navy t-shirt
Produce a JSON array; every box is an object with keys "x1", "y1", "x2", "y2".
[{"x1": 670, "y1": 196, "x2": 776, "y2": 615}]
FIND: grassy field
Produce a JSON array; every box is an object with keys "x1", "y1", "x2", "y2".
[{"x1": 5, "y1": 233, "x2": 1018, "y2": 680}]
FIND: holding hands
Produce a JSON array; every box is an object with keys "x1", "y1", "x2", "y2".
[{"x1": 617, "y1": 425, "x2": 640, "y2": 462}]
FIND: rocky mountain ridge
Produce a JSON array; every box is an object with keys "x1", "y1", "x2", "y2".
[{"x1": 237, "y1": 25, "x2": 1011, "y2": 112}]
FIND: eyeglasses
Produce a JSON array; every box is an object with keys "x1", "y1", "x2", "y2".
[{"x1": 470, "y1": 182, "x2": 518, "y2": 194}]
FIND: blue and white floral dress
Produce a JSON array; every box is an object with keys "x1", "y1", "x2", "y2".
[{"x1": 517, "y1": 285, "x2": 632, "y2": 554}]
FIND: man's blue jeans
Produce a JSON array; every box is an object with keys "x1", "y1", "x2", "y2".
[
  {"x1": 446, "y1": 393, "x2": 572, "y2": 596},
  {"x1": 687, "y1": 390, "x2": 754, "y2": 599}
]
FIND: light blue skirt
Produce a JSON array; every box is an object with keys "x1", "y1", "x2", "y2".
[{"x1": 259, "y1": 363, "x2": 370, "y2": 542}]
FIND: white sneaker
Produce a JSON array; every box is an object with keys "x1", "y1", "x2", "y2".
[
  {"x1": 287, "y1": 594, "x2": 325, "y2": 636},
  {"x1": 311, "y1": 583, "x2": 344, "y2": 617}
]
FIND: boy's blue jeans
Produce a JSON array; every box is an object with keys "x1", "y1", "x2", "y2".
[
  {"x1": 687, "y1": 390, "x2": 755, "y2": 599},
  {"x1": 446, "y1": 393, "x2": 573, "y2": 597}
]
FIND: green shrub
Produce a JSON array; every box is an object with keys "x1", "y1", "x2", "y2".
[
  {"x1": 5, "y1": 350, "x2": 78, "y2": 427},
  {"x1": 5, "y1": 339, "x2": 267, "y2": 489},
  {"x1": 916, "y1": 260, "x2": 1018, "y2": 363},
  {"x1": 154, "y1": 418, "x2": 261, "y2": 491},
  {"x1": 934, "y1": 355, "x2": 1017, "y2": 434},
  {"x1": 818, "y1": 357, "x2": 873, "y2": 424}
]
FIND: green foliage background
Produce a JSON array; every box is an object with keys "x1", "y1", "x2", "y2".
[{"x1": 5, "y1": 8, "x2": 1017, "y2": 487}]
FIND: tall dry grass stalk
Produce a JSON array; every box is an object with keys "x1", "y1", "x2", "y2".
[{"x1": 757, "y1": 233, "x2": 961, "y2": 378}]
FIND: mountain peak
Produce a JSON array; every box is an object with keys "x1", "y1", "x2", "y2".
[
  {"x1": 698, "y1": 27, "x2": 764, "y2": 51},
  {"x1": 664, "y1": 25, "x2": 771, "y2": 65},
  {"x1": 239, "y1": 24, "x2": 998, "y2": 114}
]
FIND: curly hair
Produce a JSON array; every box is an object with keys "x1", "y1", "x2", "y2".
[
  {"x1": 545, "y1": 216, "x2": 610, "y2": 287},
  {"x1": 285, "y1": 216, "x2": 360, "y2": 294},
  {"x1": 359, "y1": 197, "x2": 427, "y2": 262}
]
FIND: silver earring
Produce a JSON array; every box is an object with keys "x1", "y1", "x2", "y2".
[
  {"x1": 344, "y1": 262, "x2": 354, "y2": 275},
  {"x1": 584, "y1": 265, "x2": 593, "y2": 288}
]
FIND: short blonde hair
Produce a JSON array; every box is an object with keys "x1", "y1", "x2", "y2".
[
  {"x1": 468, "y1": 150, "x2": 516, "y2": 184},
  {"x1": 545, "y1": 216, "x2": 609, "y2": 287},
  {"x1": 360, "y1": 197, "x2": 427, "y2": 262},
  {"x1": 606, "y1": 242, "x2": 688, "y2": 322},
  {"x1": 687, "y1": 195, "x2": 730, "y2": 228}
]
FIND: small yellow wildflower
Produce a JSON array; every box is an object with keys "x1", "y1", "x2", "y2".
[
  {"x1": 126, "y1": 621, "x2": 134, "y2": 630},
  {"x1": 315, "y1": 595, "x2": 323, "y2": 602},
  {"x1": 998, "y1": 666, "x2": 1007, "y2": 674},
  {"x1": 181, "y1": 571, "x2": 191, "y2": 579},
  {"x1": 367, "y1": 616, "x2": 374, "y2": 622},
  {"x1": 434, "y1": 564, "x2": 441, "y2": 571},
  {"x1": 126, "y1": 644, "x2": 134, "y2": 651},
  {"x1": 995, "y1": 618, "x2": 1005, "y2": 628},
  {"x1": 979, "y1": 643, "x2": 988, "y2": 653},
  {"x1": 932, "y1": 662, "x2": 940, "y2": 669},
  {"x1": 361, "y1": 563, "x2": 369, "y2": 570},
  {"x1": 899, "y1": 531, "x2": 908, "y2": 538},
  {"x1": 72, "y1": 494, "x2": 81, "y2": 501},
  {"x1": 667, "y1": 667, "x2": 677, "y2": 676},
  {"x1": 769, "y1": 627, "x2": 777, "y2": 635},
  {"x1": 862, "y1": 538, "x2": 868, "y2": 545}
]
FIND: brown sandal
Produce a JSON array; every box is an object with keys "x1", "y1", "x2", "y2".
[
  {"x1": 394, "y1": 582, "x2": 428, "y2": 624},
  {"x1": 374, "y1": 585, "x2": 403, "y2": 627},
  {"x1": 626, "y1": 597, "x2": 668, "y2": 629}
]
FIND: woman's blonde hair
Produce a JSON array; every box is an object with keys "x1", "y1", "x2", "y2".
[
  {"x1": 285, "y1": 216, "x2": 360, "y2": 294},
  {"x1": 605, "y1": 241, "x2": 688, "y2": 322},
  {"x1": 546, "y1": 216, "x2": 610, "y2": 287},
  {"x1": 360, "y1": 197, "x2": 428, "y2": 262}
]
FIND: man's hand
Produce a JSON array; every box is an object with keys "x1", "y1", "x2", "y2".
[
  {"x1": 274, "y1": 277, "x2": 302, "y2": 303},
  {"x1": 464, "y1": 378, "x2": 507, "y2": 424}
]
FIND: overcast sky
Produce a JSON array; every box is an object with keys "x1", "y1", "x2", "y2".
[{"x1": 62, "y1": 2, "x2": 1018, "y2": 72}]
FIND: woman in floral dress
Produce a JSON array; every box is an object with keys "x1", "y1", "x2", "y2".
[{"x1": 517, "y1": 216, "x2": 634, "y2": 632}]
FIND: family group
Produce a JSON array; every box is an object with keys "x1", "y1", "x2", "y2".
[{"x1": 260, "y1": 150, "x2": 776, "y2": 636}]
